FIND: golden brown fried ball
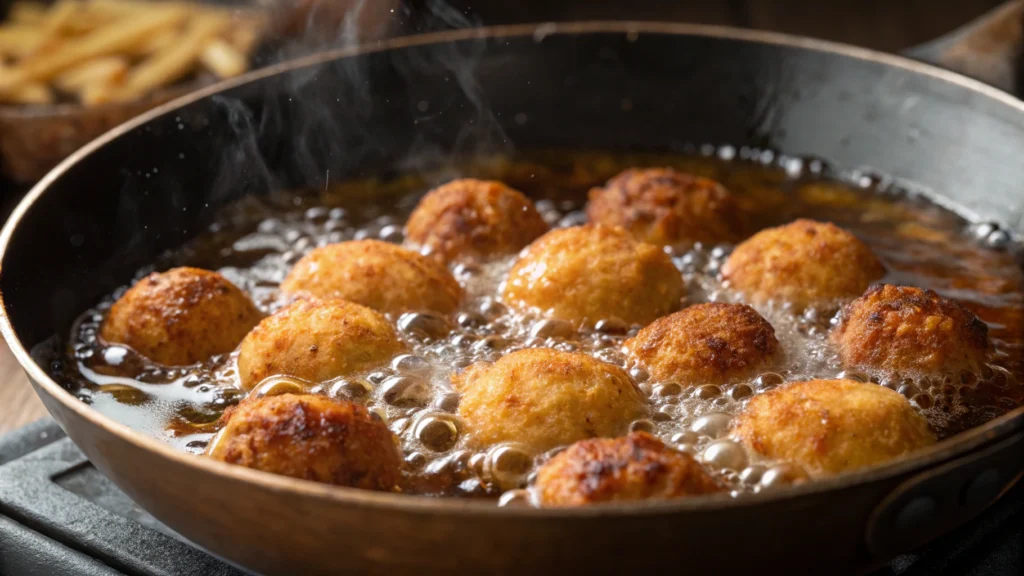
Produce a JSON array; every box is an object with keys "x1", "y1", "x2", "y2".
[
  {"x1": 207, "y1": 394, "x2": 403, "y2": 490},
  {"x1": 100, "y1": 267, "x2": 262, "y2": 366},
  {"x1": 502, "y1": 225, "x2": 683, "y2": 327},
  {"x1": 721, "y1": 219, "x2": 885, "y2": 310},
  {"x1": 832, "y1": 284, "x2": 989, "y2": 378},
  {"x1": 455, "y1": 348, "x2": 647, "y2": 454},
  {"x1": 404, "y1": 178, "x2": 550, "y2": 263},
  {"x1": 237, "y1": 298, "x2": 405, "y2": 390},
  {"x1": 586, "y1": 167, "x2": 746, "y2": 246},
  {"x1": 535, "y1": 432, "x2": 723, "y2": 506},
  {"x1": 280, "y1": 240, "x2": 462, "y2": 316},
  {"x1": 624, "y1": 302, "x2": 779, "y2": 386},
  {"x1": 731, "y1": 379, "x2": 936, "y2": 475}
]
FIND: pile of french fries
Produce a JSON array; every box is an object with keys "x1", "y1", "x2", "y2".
[{"x1": 0, "y1": 0, "x2": 266, "y2": 107}]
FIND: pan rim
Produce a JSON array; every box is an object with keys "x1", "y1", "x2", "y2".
[{"x1": 2, "y1": 20, "x2": 1023, "y2": 518}]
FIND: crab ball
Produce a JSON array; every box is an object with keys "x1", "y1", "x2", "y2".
[
  {"x1": 535, "y1": 431, "x2": 723, "y2": 506},
  {"x1": 721, "y1": 219, "x2": 885, "y2": 310},
  {"x1": 502, "y1": 225, "x2": 684, "y2": 327},
  {"x1": 207, "y1": 394, "x2": 403, "y2": 490},
  {"x1": 404, "y1": 178, "x2": 550, "y2": 263},
  {"x1": 586, "y1": 167, "x2": 746, "y2": 246},
  {"x1": 280, "y1": 240, "x2": 463, "y2": 316},
  {"x1": 99, "y1": 267, "x2": 262, "y2": 366},
  {"x1": 455, "y1": 348, "x2": 647, "y2": 454},
  {"x1": 731, "y1": 379, "x2": 936, "y2": 475},
  {"x1": 237, "y1": 298, "x2": 405, "y2": 390},
  {"x1": 832, "y1": 284, "x2": 989, "y2": 378},
  {"x1": 624, "y1": 302, "x2": 780, "y2": 386}
]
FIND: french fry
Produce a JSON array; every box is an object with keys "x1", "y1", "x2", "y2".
[
  {"x1": 36, "y1": 1, "x2": 81, "y2": 49},
  {"x1": 227, "y1": 22, "x2": 262, "y2": 55},
  {"x1": 1, "y1": 57, "x2": 20, "y2": 102},
  {"x1": 199, "y1": 38, "x2": 247, "y2": 79},
  {"x1": 63, "y1": 18, "x2": 110, "y2": 36},
  {"x1": 7, "y1": 2, "x2": 47, "y2": 25},
  {"x1": 61, "y1": 7, "x2": 119, "y2": 36},
  {"x1": 0, "y1": 1, "x2": 265, "y2": 107},
  {"x1": 54, "y1": 55, "x2": 127, "y2": 92},
  {"x1": 87, "y1": 1, "x2": 194, "y2": 18},
  {"x1": 0, "y1": 80, "x2": 53, "y2": 104},
  {"x1": 131, "y1": 27, "x2": 182, "y2": 57},
  {"x1": 0, "y1": 6, "x2": 188, "y2": 90},
  {"x1": 0, "y1": 25, "x2": 43, "y2": 59},
  {"x1": 79, "y1": 79, "x2": 115, "y2": 107},
  {"x1": 112, "y1": 13, "x2": 224, "y2": 101}
]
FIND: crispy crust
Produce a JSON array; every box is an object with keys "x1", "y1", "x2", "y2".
[
  {"x1": 731, "y1": 379, "x2": 937, "y2": 475},
  {"x1": 624, "y1": 302, "x2": 779, "y2": 385},
  {"x1": 502, "y1": 224, "x2": 684, "y2": 327},
  {"x1": 721, "y1": 219, "x2": 885, "y2": 310},
  {"x1": 455, "y1": 348, "x2": 647, "y2": 453},
  {"x1": 237, "y1": 298, "x2": 405, "y2": 390},
  {"x1": 832, "y1": 284, "x2": 989, "y2": 377},
  {"x1": 100, "y1": 267, "x2": 263, "y2": 366},
  {"x1": 586, "y1": 167, "x2": 746, "y2": 246},
  {"x1": 535, "y1": 432, "x2": 723, "y2": 506},
  {"x1": 208, "y1": 394, "x2": 403, "y2": 490},
  {"x1": 281, "y1": 239, "x2": 463, "y2": 315},
  {"x1": 404, "y1": 179, "x2": 549, "y2": 263}
]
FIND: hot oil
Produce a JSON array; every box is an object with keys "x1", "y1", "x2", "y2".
[{"x1": 54, "y1": 149, "x2": 1024, "y2": 500}]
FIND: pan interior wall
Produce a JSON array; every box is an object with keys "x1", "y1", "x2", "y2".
[{"x1": 3, "y1": 29, "x2": 1023, "y2": 350}]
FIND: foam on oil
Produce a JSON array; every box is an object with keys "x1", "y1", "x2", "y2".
[{"x1": 51, "y1": 150, "x2": 1024, "y2": 500}]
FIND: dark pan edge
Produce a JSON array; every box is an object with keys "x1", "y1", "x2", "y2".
[{"x1": 1, "y1": 21, "x2": 1023, "y2": 518}]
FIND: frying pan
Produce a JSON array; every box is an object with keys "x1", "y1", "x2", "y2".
[{"x1": 2, "y1": 9, "x2": 1024, "y2": 576}]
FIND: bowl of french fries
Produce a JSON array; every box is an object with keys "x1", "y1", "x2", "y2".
[{"x1": 0, "y1": 0, "x2": 268, "y2": 182}]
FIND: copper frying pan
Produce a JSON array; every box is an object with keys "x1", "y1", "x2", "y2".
[{"x1": 1, "y1": 14, "x2": 1024, "y2": 576}]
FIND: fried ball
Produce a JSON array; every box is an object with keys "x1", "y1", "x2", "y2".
[
  {"x1": 502, "y1": 225, "x2": 683, "y2": 327},
  {"x1": 624, "y1": 303, "x2": 779, "y2": 386},
  {"x1": 721, "y1": 219, "x2": 885, "y2": 310},
  {"x1": 832, "y1": 284, "x2": 989, "y2": 377},
  {"x1": 731, "y1": 379, "x2": 936, "y2": 475},
  {"x1": 455, "y1": 348, "x2": 647, "y2": 453},
  {"x1": 404, "y1": 178, "x2": 550, "y2": 263},
  {"x1": 100, "y1": 267, "x2": 263, "y2": 366},
  {"x1": 237, "y1": 298, "x2": 405, "y2": 390},
  {"x1": 207, "y1": 394, "x2": 403, "y2": 490},
  {"x1": 586, "y1": 167, "x2": 746, "y2": 246},
  {"x1": 535, "y1": 432, "x2": 723, "y2": 506},
  {"x1": 280, "y1": 240, "x2": 462, "y2": 316}
]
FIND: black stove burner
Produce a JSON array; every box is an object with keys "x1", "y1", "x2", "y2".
[
  {"x1": 0, "y1": 420, "x2": 244, "y2": 575},
  {"x1": 0, "y1": 419, "x2": 1021, "y2": 575}
]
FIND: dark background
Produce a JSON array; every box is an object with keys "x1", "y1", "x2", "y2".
[
  {"x1": 440, "y1": 0, "x2": 1006, "y2": 52},
  {"x1": 0, "y1": 0, "x2": 1011, "y2": 214}
]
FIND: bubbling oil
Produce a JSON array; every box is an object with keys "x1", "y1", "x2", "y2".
[{"x1": 52, "y1": 150, "x2": 1024, "y2": 500}]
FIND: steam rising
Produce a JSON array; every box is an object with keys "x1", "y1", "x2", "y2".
[
  {"x1": 211, "y1": 94, "x2": 278, "y2": 200},
  {"x1": 397, "y1": 0, "x2": 513, "y2": 175},
  {"x1": 209, "y1": 0, "x2": 506, "y2": 203}
]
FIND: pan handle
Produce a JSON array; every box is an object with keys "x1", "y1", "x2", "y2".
[
  {"x1": 903, "y1": 0, "x2": 1023, "y2": 93},
  {"x1": 863, "y1": 430, "x2": 1024, "y2": 559}
]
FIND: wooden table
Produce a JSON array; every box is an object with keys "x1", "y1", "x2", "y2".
[{"x1": 0, "y1": 341, "x2": 48, "y2": 435}]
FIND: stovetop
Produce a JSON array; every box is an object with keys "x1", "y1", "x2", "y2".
[
  {"x1": 0, "y1": 420, "x2": 245, "y2": 575},
  {"x1": 0, "y1": 420, "x2": 1021, "y2": 575}
]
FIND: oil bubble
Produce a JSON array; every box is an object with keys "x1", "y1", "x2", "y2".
[
  {"x1": 486, "y1": 444, "x2": 534, "y2": 490},
  {"x1": 691, "y1": 412, "x2": 731, "y2": 439},
  {"x1": 381, "y1": 376, "x2": 432, "y2": 408},
  {"x1": 701, "y1": 439, "x2": 748, "y2": 471},
  {"x1": 251, "y1": 376, "x2": 307, "y2": 398},
  {"x1": 414, "y1": 414, "x2": 460, "y2": 452}
]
